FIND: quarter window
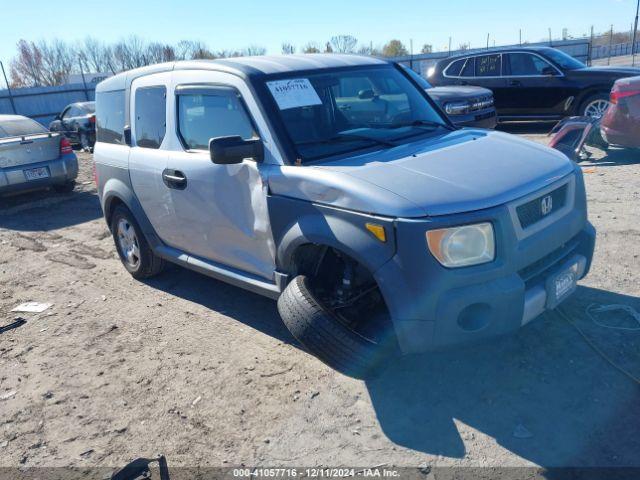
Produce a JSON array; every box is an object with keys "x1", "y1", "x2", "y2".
[
  {"x1": 96, "y1": 90, "x2": 125, "y2": 145},
  {"x1": 505, "y1": 53, "x2": 555, "y2": 76},
  {"x1": 134, "y1": 86, "x2": 166, "y2": 149},
  {"x1": 177, "y1": 89, "x2": 256, "y2": 151},
  {"x1": 446, "y1": 59, "x2": 465, "y2": 77},
  {"x1": 475, "y1": 54, "x2": 502, "y2": 77},
  {"x1": 460, "y1": 58, "x2": 475, "y2": 77}
]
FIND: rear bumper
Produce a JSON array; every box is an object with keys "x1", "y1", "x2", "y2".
[
  {"x1": 601, "y1": 124, "x2": 640, "y2": 149},
  {"x1": 374, "y1": 169, "x2": 595, "y2": 353},
  {"x1": 0, "y1": 153, "x2": 78, "y2": 194}
]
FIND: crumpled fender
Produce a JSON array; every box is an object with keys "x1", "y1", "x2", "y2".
[{"x1": 267, "y1": 194, "x2": 397, "y2": 276}]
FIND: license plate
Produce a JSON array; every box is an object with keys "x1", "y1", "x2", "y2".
[
  {"x1": 24, "y1": 167, "x2": 50, "y2": 181},
  {"x1": 546, "y1": 262, "x2": 578, "y2": 308}
]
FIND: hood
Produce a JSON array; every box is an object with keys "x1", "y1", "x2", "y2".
[
  {"x1": 427, "y1": 86, "x2": 493, "y2": 103},
  {"x1": 573, "y1": 66, "x2": 640, "y2": 77},
  {"x1": 268, "y1": 130, "x2": 574, "y2": 218}
]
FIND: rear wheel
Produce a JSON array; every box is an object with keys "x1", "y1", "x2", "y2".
[
  {"x1": 111, "y1": 205, "x2": 164, "y2": 279},
  {"x1": 277, "y1": 248, "x2": 397, "y2": 379},
  {"x1": 581, "y1": 93, "x2": 611, "y2": 118}
]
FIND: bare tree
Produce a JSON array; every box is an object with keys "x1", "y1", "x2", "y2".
[
  {"x1": 458, "y1": 42, "x2": 471, "y2": 52},
  {"x1": 281, "y1": 43, "x2": 296, "y2": 54},
  {"x1": 243, "y1": 45, "x2": 267, "y2": 56},
  {"x1": 175, "y1": 40, "x2": 213, "y2": 60},
  {"x1": 146, "y1": 42, "x2": 176, "y2": 64},
  {"x1": 37, "y1": 39, "x2": 76, "y2": 85},
  {"x1": 79, "y1": 37, "x2": 115, "y2": 74},
  {"x1": 420, "y1": 44, "x2": 433, "y2": 54},
  {"x1": 302, "y1": 42, "x2": 321, "y2": 53},
  {"x1": 324, "y1": 42, "x2": 333, "y2": 53},
  {"x1": 10, "y1": 40, "x2": 45, "y2": 87},
  {"x1": 381, "y1": 39, "x2": 409, "y2": 57},
  {"x1": 330, "y1": 35, "x2": 357, "y2": 53}
]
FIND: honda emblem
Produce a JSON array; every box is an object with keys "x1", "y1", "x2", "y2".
[{"x1": 540, "y1": 195, "x2": 553, "y2": 216}]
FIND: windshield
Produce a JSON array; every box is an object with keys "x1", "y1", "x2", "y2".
[
  {"x1": 544, "y1": 49, "x2": 585, "y2": 70},
  {"x1": 265, "y1": 66, "x2": 448, "y2": 162}
]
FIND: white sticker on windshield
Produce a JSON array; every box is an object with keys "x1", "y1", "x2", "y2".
[{"x1": 267, "y1": 78, "x2": 322, "y2": 110}]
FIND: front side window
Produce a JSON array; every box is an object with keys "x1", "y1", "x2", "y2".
[
  {"x1": 542, "y1": 49, "x2": 585, "y2": 70},
  {"x1": 135, "y1": 86, "x2": 166, "y2": 149},
  {"x1": 475, "y1": 54, "x2": 501, "y2": 77},
  {"x1": 265, "y1": 65, "x2": 448, "y2": 162},
  {"x1": 177, "y1": 89, "x2": 256, "y2": 151},
  {"x1": 505, "y1": 53, "x2": 554, "y2": 76},
  {"x1": 96, "y1": 90, "x2": 125, "y2": 145}
]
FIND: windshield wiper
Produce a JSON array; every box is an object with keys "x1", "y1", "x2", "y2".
[
  {"x1": 391, "y1": 119, "x2": 454, "y2": 131},
  {"x1": 296, "y1": 132, "x2": 396, "y2": 147}
]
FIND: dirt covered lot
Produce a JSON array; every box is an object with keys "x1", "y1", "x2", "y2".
[{"x1": 1, "y1": 134, "x2": 639, "y2": 470}]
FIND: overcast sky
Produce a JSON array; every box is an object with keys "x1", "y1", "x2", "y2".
[{"x1": 1, "y1": 0, "x2": 638, "y2": 73}]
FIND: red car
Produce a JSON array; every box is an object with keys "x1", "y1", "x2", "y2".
[
  {"x1": 601, "y1": 76, "x2": 640, "y2": 148},
  {"x1": 549, "y1": 76, "x2": 640, "y2": 159}
]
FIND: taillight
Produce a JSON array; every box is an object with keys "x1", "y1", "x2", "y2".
[
  {"x1": 611, "y1": 89, "x2": 640, "y2": 104},
  {"x1": 89, "y1": 115, "x2": 96, "y2": 124},
  {"x1": 60, "y1": 137, "x2": 73, "y2": 155}
]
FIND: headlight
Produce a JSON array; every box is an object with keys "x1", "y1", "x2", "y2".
[
  {"x1": 426, "y1": 222, "x2": 495, "y2": 268},
  {"x1": 445, "y1": 101, "x2": 471, "y2": 115}
]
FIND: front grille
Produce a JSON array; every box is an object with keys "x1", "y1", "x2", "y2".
[
  {"x1": 518, "y1": 235, "x2": 580, "y2": 288},
  {"x1": 469, "y1": 96, "x2": 494, "y2": 112},
  {"x1": 516, "y1": 184, "x2": 568, "y2": 229}
]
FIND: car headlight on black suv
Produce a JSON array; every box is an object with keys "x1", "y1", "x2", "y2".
[
  {"x1": 444, "y1": 101, "x2": 472, "y2": 116},
  {"x1": 426, "y1": 222, "x2": 495, "y2": 268}
]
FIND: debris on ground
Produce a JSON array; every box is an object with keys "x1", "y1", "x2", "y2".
[{"x1": 11, "y1": 302, "x2": 52, "y2": 313}]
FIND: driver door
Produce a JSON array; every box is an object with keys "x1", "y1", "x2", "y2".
[{"x1": 164, "y1": 71, "x2": 276, "y2": 280}]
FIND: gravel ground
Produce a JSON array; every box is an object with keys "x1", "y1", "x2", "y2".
[{"x1": 0, "y1": 133, "x2": 639, "y2": 471}]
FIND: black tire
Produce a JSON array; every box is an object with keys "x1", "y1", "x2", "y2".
[
  {"x1": 52, "y1": 181, "x2": 76, "y2": 193},
  {"x1": 580, "y1": 93, "x2": 611, "y2": 118},
  {"x1": 277, "y1": 275, "x2": 396, "y2": 379},
  {"x1": 110, "y1": 205, "x2": 165, "y2": 279}
]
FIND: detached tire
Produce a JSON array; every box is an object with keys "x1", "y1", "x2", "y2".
[
  {"x1": 278, "y1": 275, "x2": 395, "y2": 379},
  {"x1": 111, "y1": 205, "x2": 165, "y2": 279}
]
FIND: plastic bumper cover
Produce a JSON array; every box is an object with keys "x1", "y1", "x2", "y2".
[
  {"x1": 0, "y1": 154, "x2": 78, "y2": 194},
  {"x1": 374, "y1": 173, "x2": 595, "y2": 354}
]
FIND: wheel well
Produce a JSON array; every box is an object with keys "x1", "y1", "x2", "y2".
[
  {"x1": 289, "y1": 243, "x2": 389, "y2": 311},
  {"x1": 105, "y1": 196, "x2": 125, "y2": 227},
  {"x1": 577, "y1": 89, "x2": 610, "y2": 111}
]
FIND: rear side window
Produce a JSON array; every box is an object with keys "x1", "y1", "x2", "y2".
[
  {"x1": 134, "y1": 86, "x2": 166, "y2": 149},
  {"x1": 0, "y1": 118, "x2": 47, "y2": 138},
  {"x1": 96, "y1": 90, "x2": 125, "y2": 145},
  {"x1": 177, "y1": 90, "x2": 256, "y2": 151},
  {"x1": 475, "y1": 54, "x2": 502, "y2": 77},
  {"x1": 445, "y1": 59, "x2": 465, "y2": 77}
]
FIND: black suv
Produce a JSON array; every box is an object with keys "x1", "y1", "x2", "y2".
[
  {"x1": 49, "y1": 101, "x2": 96, "y2": 151},
  {"x1": 428, "y1": 46, "x2": 640, "y2": 121}
]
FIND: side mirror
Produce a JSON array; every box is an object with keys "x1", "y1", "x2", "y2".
[
  {"x1": 542, "y1": 66, "x2": 558, "y2": 76},
  {"x1": 209, "y1": 136, "x2": 264, "y2": 165},
  {"x1": 123, "y1": 125, "x2": 132, "y2": 146},
  {"x1": 358, "y1": 89, "x2": 376, "y2": 100}
]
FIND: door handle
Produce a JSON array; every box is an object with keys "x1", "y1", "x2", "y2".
[
  {"x1": 162, "y1": 169, "x2": 187, "y2": 190},
  {"x1": 509, "y1": 80, "x2": 522, "y2": 86}
]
